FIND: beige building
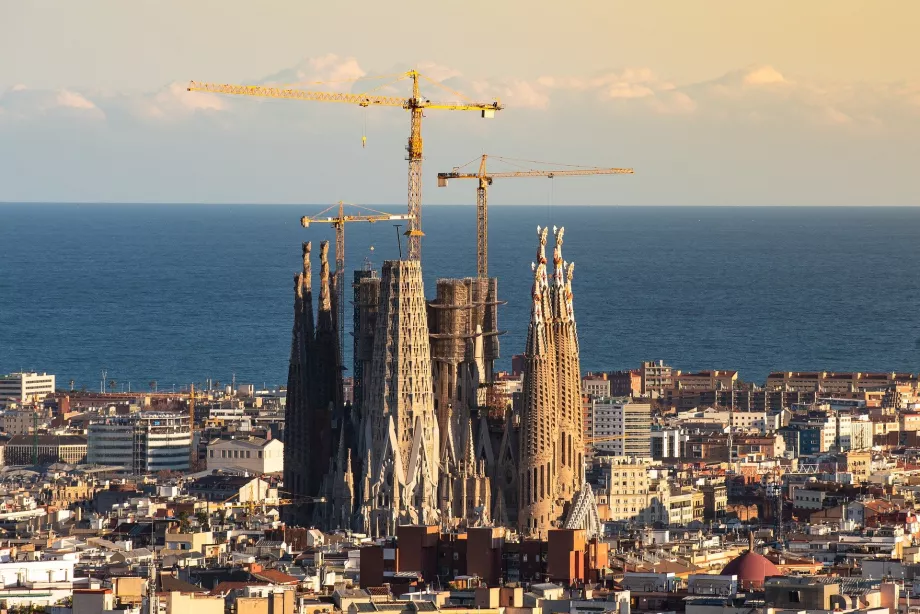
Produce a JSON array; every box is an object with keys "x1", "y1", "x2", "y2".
[
  {"x1": 668, "y1": 486, "x2": 698, "y2": 526},
  {"x1": 162, "y1": 591, "x2": 224, "y2": 614},
  {"x1": 207, "y1": 436, "x2": 284, "y2": 474},
  {"x1": 237, "y1": 589, "x2": 295, "y2": 614},
  {"x1": 843, "y1": 450, "x2": 872, "y2": 483},
  {"x1": 1, "y1": 410, "x2": 47, "y2": 435},
  {"x1": 673, "y1": 370, "x2": 738, "y2": 392},
  {"x1": 582, "y1": 374, "x2": 611, "y2": 398},
  {"x1": 766, "y1": 371, "x2": 918, "y2": 393},
  {"x1": 165, "y1": 531, "x2": 215, "y2": 555},
  {"x1": 640, "y1": 361, "x2": 673, "y2": 396}
]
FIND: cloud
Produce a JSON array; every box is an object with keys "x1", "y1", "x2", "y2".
[
  {"x1": 1, "y1": 59, "x2": 919, "y2": 135},
  {"x1": 0, "y1": 85, "x2": 105, "y2": 120},
  {"x1": 261, "y1": 54, "x2": 366, "y2": 87},
  {"x1": 741, "y1": 65, "x2": 789, "y2": 86},
  {"x1": 56, "y1": 90, "x2": 100, "y2": 110}
]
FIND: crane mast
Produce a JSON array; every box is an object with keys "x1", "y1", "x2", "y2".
[
  {"x1": 438, "y1": 155, "x2": 634, "y2": 278},
  {"x1": 189, "y1": 71, "x2": 502, "y2": 261}
]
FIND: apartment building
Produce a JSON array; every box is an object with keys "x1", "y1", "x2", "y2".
[
  {"x1": 672, "y1": 370, "x2": 738, "y2": 392},
  {"x1": 593, "y1": 456, "x2": 665, "y2": 525},
  {"x1": 582, "y1": 374, "x2": 611, "y2": 399},
  {"x1": 88, "y1": 412, "x2": 191, "y2": 473},
  {"x1": 766, "y1": 371, "x2": 918, "y2": 393},
  {"x1": 590, "y1": 398, "x2": 652, "y2": 458},
  {"x1": 0, "y1": 372, "x2": 56, "y2": 407},
  {"x1": 207, "y1": 435, "x2": 284, "y2": 473},
  {"x1": 640, "y1": 361, "x2": 673, "y2": 397}
]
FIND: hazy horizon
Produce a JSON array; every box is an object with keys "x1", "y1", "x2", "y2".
[{"x1": 2, "y1": 1, "x2": 918, "y2": 206}]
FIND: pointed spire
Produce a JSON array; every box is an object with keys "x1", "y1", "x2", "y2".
[
  {"x1": 335, "y1": 421, "x2": 346, "y2": 472},
  {"x1": 464, "y1": 415, "x2": 476, "y2": 476},
  {"x1": 319, "y1": 241, "x2": 332, "y2": 313},
  {"x1": 565, "y1": 261, "x2": 577, "y2": 324},
  {"x1": 302, "y1": 242, "x2": 315, "y2": 340},
  {"x1": 551, "y1": 226, "x2": 567, "y2": 321},
  {"x1": 302, "y1": 241, "x2": 312, "y2": 282}
]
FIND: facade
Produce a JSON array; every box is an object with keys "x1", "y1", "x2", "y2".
[
  {"x1": 359, "y1": 259, "x2": 440, "y2": 536},
  {"x1": 4, "y1": 434, "x2": 87, "y2": 464},
  {"x1": 594, "y1": 457, "x2": 656, "y2": 524},
  {"x1": 428, "y1": 276, "x2": 499, "y2": 529},
  {"x1": 582, "y1": 374, "x2": 611, "y2": 398},
  {"x1": 651, "y1": 428, "x2": 684, "y2": 459},
  {"x1": 207, "y1": 436, "x2": 284, "y2": 473},
  {"x1": 590, "y1": 399, "x2": 652, "y2": 458},
  {"x1": 673, "y1": 370, "x2": 738, "y2": 392},
  {"x1": 640, "y1": 361, "x2": 673, "y2": 397},
  {"x1": 88, "y1": 412, "x2": 191, "y2": 473},
  {"x1": 0, "y1": 409, "x2": 46, "y2": 435},
  {"x1": 609, "y1": 370, "x2": 642, "y2": 397},
  {"x1": 765, "y1": 371, "x2": 917, "y2": 392},
  {"x1": 0, "y1": 372, "x2": 55, "y2": 406}
]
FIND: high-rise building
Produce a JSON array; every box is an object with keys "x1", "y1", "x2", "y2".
[
  {"x1": 0, "y1": 372, "x2": 56, "y2": 407},
  {"x1": 359, "y1": 259, "x2": 440, "y2": 536},
  {"x1": 88, "y1": 412, "x2": 190, "y2": 473},
  {"x1": 589, "y1": 398, "x2": 652, "y2": 458}
]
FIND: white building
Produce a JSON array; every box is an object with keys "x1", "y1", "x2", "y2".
[
  {"x1": 591, "y1": 398, "x2": 652, "y2": 457},
  {"x1": 0, "y1": 559, "x2": 75, "y2": 606},
  {"x1": 0, "y1": 372, "x2": 55, "y2": 407},
  {"x1": 88, "y1": 412, "x2": 191, "y2": 473},
  {"x1": 206, "y1": 436, "x2": 284, "y2": 474}
]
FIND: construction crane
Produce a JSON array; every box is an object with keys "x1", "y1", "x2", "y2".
[
  {"x1": 301, "y1": 202, "x2": 411, "y2": 356},
  {"x1": 437, "y1": 155, "x2": 634, "y2": 277},
  {"x1": 188, "y1": 71, "x2": 503, "y2": 261}
]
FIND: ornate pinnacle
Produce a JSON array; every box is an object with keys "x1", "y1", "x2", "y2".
[
  {"x1": 536, "y1": 226, "x2": 548, "y2": 264},
  {"x1": 294, "y1": 272, "x2": 303, "y2": 299},
  {"x1": 302, "y1": 242, "x2": 312, "y2": 290},
  {"x1": 319, "y1": 240, "x2": 331, "y2": 311}
]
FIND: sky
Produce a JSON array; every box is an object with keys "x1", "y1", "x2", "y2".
[{"x1": 1, "y1": 0, "x2": 919, "y2": 206}]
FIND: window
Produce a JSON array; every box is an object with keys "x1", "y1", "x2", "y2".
[
  {"x1": 789, "y1": 591, "x2": 801, "y2": 603},
  {"x1": 259, "y1": 451, "x2": 263, "y2": 459},
  {"x1": 246, "y1": 451, "x2": 251, "y2": 458},
  {"x1": 209, "y1": 450, "x2": 214, "y2": 458}
]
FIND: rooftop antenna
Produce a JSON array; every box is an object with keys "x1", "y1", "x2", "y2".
[{"x1": 393, "y1": 224, "x2": 404, "y2": 259}]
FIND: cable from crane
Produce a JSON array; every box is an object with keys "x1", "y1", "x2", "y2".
[{"x1": 362, "y1": 106, "x2": 367, "y2": 148}]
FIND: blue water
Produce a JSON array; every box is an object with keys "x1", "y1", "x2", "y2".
[{"x1": 1, "y1": 204, "x2": 919, "y2": 391}]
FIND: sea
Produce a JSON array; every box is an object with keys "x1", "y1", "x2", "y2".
[{"x1": 2, "y1": 203, "x2": 919, "y2": 392}]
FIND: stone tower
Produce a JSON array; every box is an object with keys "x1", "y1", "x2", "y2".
[
  {"x1": 360, "y1": 259, "x2": 440, "y2": 536},
  {"x1": 518, "y1": 227, "x2": 559, "y2": 538},
  {"x1": 283, "y1": 242, "x2": 316, "y2": 526},
  {"x1": 551, "y1": 227, "x2": 584, "y2": 503}
]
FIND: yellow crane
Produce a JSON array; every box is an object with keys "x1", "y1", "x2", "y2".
[
  {"x1": 437, "y1": 155, "x2": 635, "y2": 278},
  {"x1": 188, "y1": 71, "x2": 503, "y2": 261},
  {"x1": 301, "y1": 202, "x2": 411, "y2": 354}
]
